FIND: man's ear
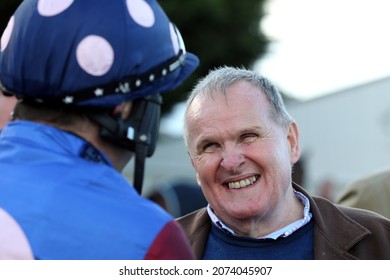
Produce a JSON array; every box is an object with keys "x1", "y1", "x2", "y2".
[
  {"x1": 112, "y1": 101, "x2": 133, "y2": 120},
  {"x1": 287, "y1": 122, "x2": 300, "y2": 164}
]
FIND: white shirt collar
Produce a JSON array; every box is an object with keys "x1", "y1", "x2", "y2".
[{"x1": 207, "y1": 189, "x2": 312, "y2": 240}]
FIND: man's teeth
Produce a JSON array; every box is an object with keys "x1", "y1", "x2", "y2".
[{"x1": 227, "y1": 176, "x2": 257, "y2": 189}]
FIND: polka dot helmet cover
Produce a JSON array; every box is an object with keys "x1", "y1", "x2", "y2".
[{"x1": 0, "y1": 0, "x2": 199, "y2": 107}]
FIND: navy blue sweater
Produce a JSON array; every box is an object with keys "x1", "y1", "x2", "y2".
[{"x1": 203, "y1": 219, "x2": 314, "y2": 260}]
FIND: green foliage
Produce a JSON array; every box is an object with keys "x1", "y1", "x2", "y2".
[
  {"x1": 0, "y1": 0, "x2": 22, "y2": 33},
  {"x1": 160, "y1": 0, "x2": 270, "y2": 114}
]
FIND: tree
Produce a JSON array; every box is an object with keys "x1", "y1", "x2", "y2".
[
  {"x1": 0, "y1": 0, "x2": 22, "y2": 33},
  {"x1": 159, "y1": 0, "x2": 270, "y2": 114}
]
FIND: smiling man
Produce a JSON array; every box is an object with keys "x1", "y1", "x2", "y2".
[{"x1": 177, "y1": 66, "x2": 390, "y2": 260}]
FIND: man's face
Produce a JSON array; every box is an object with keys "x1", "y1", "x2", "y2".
[
  {"x1": 0, "y1": 91, "x2": 16, "y2": 129},
  {"x1": 186, "y1": 80, "x2": 300, "y2": 233}
]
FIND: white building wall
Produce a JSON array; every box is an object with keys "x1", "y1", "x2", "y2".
[{"x1": 287, "y1": 76, "x2": 390, "y2": 198}]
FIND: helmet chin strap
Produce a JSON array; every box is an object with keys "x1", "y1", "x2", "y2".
[
  {"x1": 133, "y1": 144, "x2": 148, "y2": 194},
  {"x1": 86, "y1": 94, "x2": 162, "y2": 194}
]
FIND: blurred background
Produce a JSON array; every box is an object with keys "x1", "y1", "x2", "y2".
[{"x1": 2, "y1": 0, "x2": 390, "y2": 216}]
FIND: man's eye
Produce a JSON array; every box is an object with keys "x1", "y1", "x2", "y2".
[
  {"x1": 242, "y1": 134, "x2": 257, "y2": 142},
  {"x1": 203, "y1": 142, "x2": 219, "y2": 152}
]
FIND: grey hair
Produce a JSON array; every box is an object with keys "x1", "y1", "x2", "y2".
[{"x1": 183, "y1": 66, "x2": 294, "y2": 148}]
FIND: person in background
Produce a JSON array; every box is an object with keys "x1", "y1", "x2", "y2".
[
  {"x1": 177, "y1": 66, "x2": 390, "y2": 259},
  {"x1": 336, "y1": 169, "x2": 390, "y2": 219},
  {"x1": 0, "y1": 0, "x2": 20, "y2": 132},
  {"x1": 0, "y1": 90, "x2": 16, "y2": 130},
  {"x1": 0, "y1": 0, "x2": 198, "y2": 260},
  {"x1": 148, "y1": 178, "x2": 208, "y2": 218}
]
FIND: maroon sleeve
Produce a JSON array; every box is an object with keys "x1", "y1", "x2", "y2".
[{"x1": 144, "y1": 220, "x2": 195, "y2": 260}]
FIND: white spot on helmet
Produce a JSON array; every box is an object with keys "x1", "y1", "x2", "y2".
[
  {"x1": 126, "y1": 0, "x2": 155, "y2": 28},
  {"x1": 76, "y1": 35, "x2": 114, "y2": 76},
  {"x1": 1, "y1": 16, "x2": 15, "y2": 52},
  {"x1": 169, "y1": 23, "x2": 180, "y2": 55},
  {"x1": 38, "y1": 0, "x2": 74, "y2": 17}
]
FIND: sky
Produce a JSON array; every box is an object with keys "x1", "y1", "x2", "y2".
[{"x1": 255, "y1": 0, "x2": 390, "y2": 101}]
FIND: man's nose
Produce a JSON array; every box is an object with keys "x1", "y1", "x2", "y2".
[{"x1": 220, "y1": 149, "x2": 245, "y2": 172}]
